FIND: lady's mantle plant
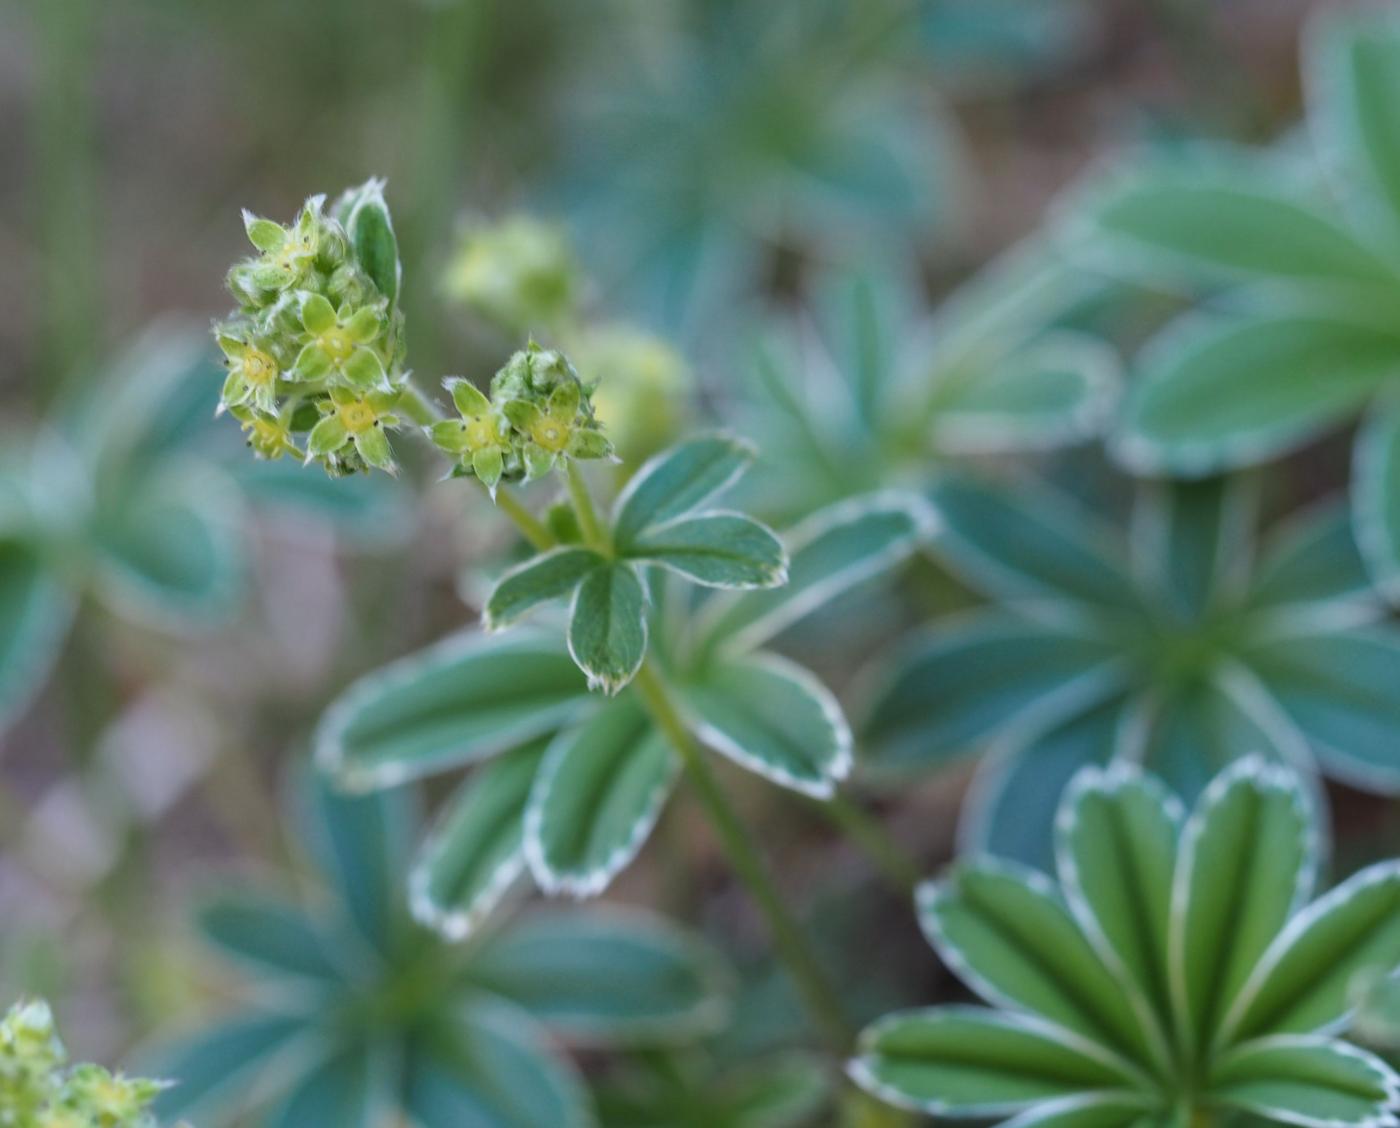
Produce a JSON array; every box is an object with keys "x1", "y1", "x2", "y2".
[
  {"x1": 851, "y1": 757, "x2": 1400, "y2": 1126},
  {"x1": 0, "y1": 998, "x2": 172, "y2": 1127},
  {"x1": 1073, "y1": 6, "x2": 1400, "y2": 599},
  {"x1": 214, "y1": 184, "x2": 933, "y2": 1051},
  {"x1": 863, "y1": 469, "x2": 1400, "y2": 867},
  {"x1": 155, "y1": 771, "x2": 731, "y2": 1127}
]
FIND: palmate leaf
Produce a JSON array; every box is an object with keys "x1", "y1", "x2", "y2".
[
  {"x1": 1247, "y1": 498, "x2": 1377, "y2": 612},
  {"x1": 410, "y1": 741, "x2": 548, "y2": 940},
  {"x1": 196, "y1": 893, "x2": 345, "y2": 986},
  {"x1": 623, "y1": 512, "x2": 786, "y2": 589},
  {"x1": 265, "y1": 1040, "x2": 390, "y2": 1128},
  {"x1": 485, "y1": 548, "x2": 606, "y2": 630},
  {"x1": 853, "y1": 759, "x2": 1400, "y2": 1128},
  {"x1": 612, "y1": 433, "x2": 755, "y2": 547},
  {"x1": 152, "y1": 1013, "x2": 310, "y2": 1123},
  {"x1": 567, "y1": 563, "x2": 648, "y2": 695},
  {"x1": 466, "y1": 908, "x2": 731, "y2": 1044},
  {"x1": 524, "y1": 695, "x2": 677, "y2": 896},
  {"x1": 315, "y1": 629, "x2": 589, "y2": 790}
]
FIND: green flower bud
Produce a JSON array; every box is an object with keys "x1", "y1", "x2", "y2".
[
  {"x1": 442, "y1": 216, "x2": 577, "y2": 337},
  {"x1": 214, "y1": 181, "x2": 407, "y2": 477},
  {"x1": 429, "y1": 378, "x2": 519, "y2": 496},
  {"x1": 492, "y1": 344, "x2": 613, "y2": 481},
  {"x1": 573, "y1": 324, "x2": 690, "y2": 467}
]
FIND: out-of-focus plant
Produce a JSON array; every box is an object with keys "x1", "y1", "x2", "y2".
[
  {"x1": 154, "y1": 771, "x2": 731, "y2": 1127},
  {"x1": 0, "y1": 998, "x2": 174, "y2": 1127},
  {"x1": 555, "y1": 0, "x2": 962, "y2": 337},
  {"x1": 738, "y1": 246, "x2": 1120, "y2": 523},
  {"x1": 1071, "y1": 7, "x2": 1400, "y2": 600},
  {"x1": 1353, "y1": 972, "x2": 1400, "y2": 1055},
  {"x1": 214, "y1": 184, "x2": 932, "y2": 1052},
  {"x1": 851, "y1": 757, "x2": 1400, "y2": 1126},
  {"x1": 594, "y1": 1047, "x2": 830, "y2": 1127},
  {"x1": 0, "y1": 325, "x2": 406, "y2": 738},
  {"x1": 442, "y1": 215, "x2": 694, "y2": 469},
  {"x1": 862, "y1": 470, "x2": 1400, "y2": 868}
]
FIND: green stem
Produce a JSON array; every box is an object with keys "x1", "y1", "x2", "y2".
[
  {"x1": 494, "y1": 485, "x2": 554, "y2": 552},
  {"x1": 565, "y1": 461, "x2": 608, "y2": 552},
  {"x1": 814, "y1": 793, "x2": 921, "y2": 897},
  {"x1": 632, "y1": 658, "x2": 855, "y2": 1052},
  {"x1": 398, "y1": 383, "x2": 444, "y2": 425}
]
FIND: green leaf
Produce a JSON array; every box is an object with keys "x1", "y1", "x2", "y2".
[
  {"x1": 721, "y1": 1055, "x2": 831, "y2": 1127},
  {"x1": 1170, "y1": 757, "x2": 1315, "y2": 1053},
  {"x1": 266, "y1": 1041, "x2": 388, "y2": 1128},
  {"x1": 1077, "y1": 165, "x2": 1400, "y2": 286},
  {"x1": 0, "y1": 536, "x2": 72, "y2": 732},
  {"x1": 89, "y1": 467, "x2": 245, "y2": 626},
  {"x1": 151, "y1": 1013, "x2": 308, "y2": 1122},
  {"x1": 962, "y1": 697, "x2": 1126, "y2": 872},
  {"x1": 1132, "y1": 476, "x2": 1256, "y2": 620},
  {"x1": 1225, "y1": 860, "x2": 1400, "y2": 1042},
  {"x1": 930, "y1": 474, "x2": 1141, "y2": 611},
  {"x1": 918, "y1": 862, "x2": 1155, "y2": 1062},
  {"x1": 468, "y1": 907, "x2": 731, "y2": 1044},
  {"x1": 298, "y1": 768, "x2": 416, "y2": 957},
  {"x1": 700, "y1": 491, "x2": 935, "y2": 652},
  {"x1": 484, "y1": 548, "x2": 605, "y2": 631},
  {"x1": 612, "y1": 433, "x2": 754, "y2": 546},
  {"x1": 625, "y1": 512, "x2": 786, "y2": 589},
  {"x1": 929, "y1": 332, "x2": 1120, "y2": 454},
  {"x1": 197, "y1": 894, "x2": 343, "y2": 985},
  {"x1": 410, "y1": 741, "x2": 548, "y2": 941},
  {"x1": 1353, "y1": 397, "x2": 1400, "y2": 601},
  {"x1": 524, "y1": 695, "x2": 677, "y2": 896},
  {"x1": 861, "y1": 612, "x2": 1124, "y2": 778},
  {"x1": 1118, "y1": 312, "x2": 1400, "y2": 476},
  {"x1": 1307, "y1": 8, "x2": 1400, "y2": 238},
  {"x1": 1056, "y1": 766, "x2": 1182, "y2": 1033},
  {"x1": 567, "y1": 563, "x2": 648, "y2": 694},
  {"x1": 1242, "y1": 626, "x2": 1400, "y2": 793},
  {"x1": 403, "y1": 1002, "x2": 591, "y2": 1128},
  {"x1": 679, "y1": 652, "x2": 851, "y2": 798},
  {"x1": 344, "y1": 179, "x2": 401, "y2": 305},
  {"x1": 1247, "y1": 498, "x2": 1376, "y2": 611},
  {"x1": 315, "y1": 630, "x2": 589, "y2": 790},
  {"x1": 1207, "y1": 1036, "x2": 1400, "y2": 1127},
  {"x1": 849, "y1": 1007, "x2": 1147, "y2": 1117}
]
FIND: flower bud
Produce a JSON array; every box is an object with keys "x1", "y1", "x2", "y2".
[
  {"x1": 573, "y1": 324, "x2": 690, "y2": 467},
  {"x1": 213, "y1": 181, "x2": 407, "y2": 476},
  {"x1": 442, "y1": 216, "x2": 577, "y2": 337}
]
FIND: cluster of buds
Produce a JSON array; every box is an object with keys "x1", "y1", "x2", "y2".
[
  {"x1": 429, "y1": 343, "x2": 613, "y2": 495},
  {"x1": 214, "y1": 180, "x2": 408, "y2": 476},
  {"x1": 441, "y1": 215, "x2": 578, "y2": 339},
  {"x1": 0, "y1": 1000, "x2": 171, "y2": 1127}
]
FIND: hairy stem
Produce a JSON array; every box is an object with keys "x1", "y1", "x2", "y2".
[
  {"x1": 633, "y1": 657, "x2": 855, "y2": 1052},
  {"x1": 493, "y1": 485, "x2": 554, "y2": 553},
  {"x1": 398, "y1": 383, "x2": 444, "y2": 425},
  {"x1": 565, "y1": 460, "x2": 608, "y2": 552}
]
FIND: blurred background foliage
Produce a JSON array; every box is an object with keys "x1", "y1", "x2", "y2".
[{"x1": 4, "y1": 0, "x2": 1392, "y2": 1123}]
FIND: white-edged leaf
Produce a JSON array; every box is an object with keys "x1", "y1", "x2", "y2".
[
  {"x1": 484, "y1": 548, "x2": 605, "y2": 631},
  {"x1": 524, "y1": 695, "x2": 677, "y2": 897},
  {"x1": 315, "y1": 629, "x2": 588, "y2": 790},
  {"x1": 624, "y1": 512, "x2": 786, "y2": 589},
  {"x1": 1353, "y1": 395, "x2": 1400, "y2": 603},
  {"x1": 1208, "y1": 1035, "x2": 1400, "y2": 1128},
  {"x1": 612, "y1": 433, "x2": 755, "y2": 546},
  {"x1": 848, "y1": 1006, "x2": 1149, "y2": 1118},
  {"x1": 678, "y1": 651, "x2": 851, "y2": 798},
  {"x1": 410, "y1": 740, "x2": 548, "y2": 941},
  {"x1": 567, "y1": 563, "x2": 648, "y2": 694}
]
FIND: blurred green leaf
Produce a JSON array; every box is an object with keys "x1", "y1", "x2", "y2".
[{"x1": 0, "y1": 535, "x2": 72, "y2": 731}]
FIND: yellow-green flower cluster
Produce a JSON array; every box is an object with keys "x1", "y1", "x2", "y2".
[
  {"x1": 0, "y1": 1000, "x2": 171, "y2": 1128},
  {"x1": 214, "y1": 180, "x2": 407, "y2": 476},
  {"x1": 429, "y1": 343, "x2": 613, "y2": 495},
  {"x1": 441, "y1": 216, "x2": 578, "y2": 338}
]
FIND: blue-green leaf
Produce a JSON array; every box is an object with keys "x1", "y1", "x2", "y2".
[
  {"x1": 230, "y1": 458, "x2": 411, "y2": 545},
  {"x1": 1131, "y1": 476, "x2": 1256, "y2": 620},
  {"x1": 315, "y1": 630, "x2": 588, "y2": 790},
  {"x1": 484, "y1": 548, "x2": 605, "y2": 631},
  {"x1": 1353, "y1": 396, "x2": 1400, "y2": 602},
  {"x1": 612, "y1": 433, "x2": 754, "y2": 546},
  {"x1": 930, "y1": 474, "x2": 1140, "y2": 611},
  {"x1": 525, "y1": 695, "x2": 676, "y2": 897},
  {"x1": 265, "y1": 1040, "x2": 390, "y2": 1128},
  {"x1": 468, "y1": 907, "x2": 731, "y2": 1044},
  {"x1": 624, "y1": 513, "x2": 786, "y2": 589},
  {"x1": 197, "y1": 893, "x2": 344, "y2": 986},
  {"x1": 1117, "y1": 312, "x2": 1400, "y2": 477},
  {"x1": 410, "y1": 741, "x2": 548, "y2": 941},
  {"x1": 151, "y1": 1013, "x2": 309, "y2": 1123},
  {"x1": 861, "y1": 612, "x2": 1124, "y2": 778},
  {"x1": 679, "y1": 652, "x2": 850, "y2": 798},
  {"x1": 1247, "y1": 498, "x2": 1376, "y2": 611},
  {"x1": 0, "y1": 535, "x2": 72, "y2": 732},
  {"x1": 567, "y1": 563, "x2": 648, "y2": 694},
  {"x1": 701, "y1": 491, "x2": 935, "y2": 652},
  {"x1": 403, "y1": 1001, "x2": 592, "y2": 1128}
]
